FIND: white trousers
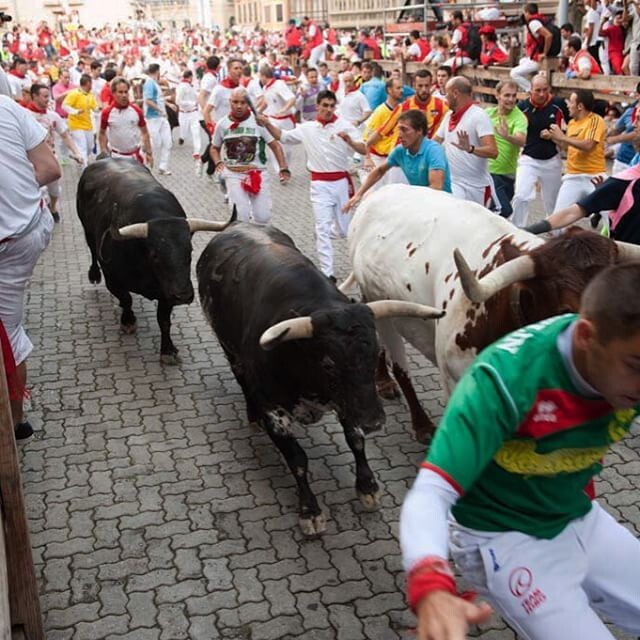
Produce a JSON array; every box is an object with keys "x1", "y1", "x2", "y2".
[
  {"x1": 178, "y1": 110, "x2": 203, "y2": 158},
  {"x1": 309, "y1": 43, "x2": 327, "y2": 68},
  {"x1": 511, "y1": 154, "x2": 563, "y2": 227},
  {"x1": 611, "y1": 159, "x2": 630, "y2": 176},
  {"x1": 510, "y1": 57, "x2": 540, "y2": 92},
  {"x1": 554, "y1": 173, "x2": 606, "y2": 212},
  {"x1": 147, "y1": 117, "x2": 172, "y2": 171},
  {"x1": 70, "y1": 129, "x2": 94, "y2": 166},
  {"x1": 268, "y1": 116, "x2": 295, "y2": 172},
  {"x1": 358, "y1": 154, "x2": 407, "y2": 194},
  {"x1": 0, "y1": 210, "x2": 53, "y2": 365},
  {"x1": 443, "y1": 55, "x2": 473, "y2": 69},
  {"x1": 450, "y1": 502, "x2": 640, "y2": 639},
  {"x1": 310, "y1": 178, "x2": 351, "y2": 277},
  {"x1": 224, "y1": 170, "x2": 273, "y2": 225},
  {"x1": 452, "y1": 182, "x2": 492, "y2": 208}
]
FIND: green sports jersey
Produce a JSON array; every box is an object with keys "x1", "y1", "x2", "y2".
[{"x1": 425, "y1": 314, "x2": 639, "y2": 539}]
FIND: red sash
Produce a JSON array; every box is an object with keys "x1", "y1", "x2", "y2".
[{"x1": 310, "y1": 171, "x2": 355, "y2": 197}]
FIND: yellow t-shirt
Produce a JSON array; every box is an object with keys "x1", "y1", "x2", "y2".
[
  {"x1": 565, "y1": 112, "x2": 606, "y2": 175},
  {"x1": 377, "y1": 95, "x2": 449, "y2": 144},
  {"x1": 63, "y1": 88, "x2": 98, "y2": 131},
  {"x1": 363, "y1": 102, "x2": 396, "y2": 157}
]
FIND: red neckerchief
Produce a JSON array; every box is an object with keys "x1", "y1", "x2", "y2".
[
  {"x1": 448, "y1": 101, "x2": 473, "y2": 131},
  {"x1": 9, "y1": 69, "x2": 25, "y2": 79},
  {"x1": 316, "y1": 114, "x2": 338, "y2": 127},
  {"x1": 229, "y1": 111, "x2": 251, "y2": 129},
  {"x1": 264, "y1": 78, "x2": 277, "y2": 90},
  {"x1": 221, "y1": 77, "x2": 239, "y2": 89},
  {"x1": 345, "y1": 86, "x2": 359, "y2": 94},
  {"x1": 329, "y1": 80, "x2": 339, "y2": 92},
  {"x1": 530, "y1": 94, "x2": 552, "y2": 111},
  {"x1": 26, "y1": 102, "x2": 46, "y2": 114},
  {"x1": 181, "y1": 79, "x2": 191, "y2": 84}
]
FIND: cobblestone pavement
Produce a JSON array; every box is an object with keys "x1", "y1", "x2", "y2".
[{"x1": 19, "y1": 140, "x2": 638, "y2": 640}]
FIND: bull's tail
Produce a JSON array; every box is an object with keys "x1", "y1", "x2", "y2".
[{"x1": 338, "y1": 272, "x2": 357, "y2": 294}]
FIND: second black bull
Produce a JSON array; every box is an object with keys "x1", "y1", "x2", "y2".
[
  {"x1": 197, "y1": 222, "x2": 444, "y2": 535},
  {"x1": 77, "y1": 158, "x2": 231, "y2": 364}
]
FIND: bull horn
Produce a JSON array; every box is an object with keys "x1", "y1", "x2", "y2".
[
  {"x1": 187, "y1": 217, "x2": 234, "y2": 233},
  {"x1": 259, "y1": 317, "x2": 314, "y2": 350},
  {"x1": 117, "y1": 223, "x2": 149, "y2": 239},
  {"x1": 366, "y1": 300, "x2": 444, "y2": 320},
  {"x1": 454, "y1": 248, "x2": 536, "y2": 304},
  {"x1": 615, "y1": 240, "x2": 640, "y2": 262}
]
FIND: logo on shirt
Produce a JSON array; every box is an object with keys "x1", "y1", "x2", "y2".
[
  {"x1": 509, "y1": 567, "x2": 532, "y2": 597},
  {"x1": 532, "y1": 400, "x2": 558, "y2": 423}
]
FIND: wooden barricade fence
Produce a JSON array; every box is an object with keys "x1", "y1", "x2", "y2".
[
  {"x1": 0, "y1": 349, "x2": 44, "y2": 639},
  {"x1": 373, "y1": 59, "x2": 640, "y2": 108}
]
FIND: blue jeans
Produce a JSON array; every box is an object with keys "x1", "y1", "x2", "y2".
[{"x1": 491, "y1": 173, "x2": 515, "y2": 218}]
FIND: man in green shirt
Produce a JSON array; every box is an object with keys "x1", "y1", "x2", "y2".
[
  {"x1": 486, "y1": 80, "x2": 528, "y2": 218},
  {"x1": 401, "y1": 262, "x2": 640, "y2": 640}
]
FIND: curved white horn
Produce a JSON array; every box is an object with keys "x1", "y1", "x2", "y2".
[
  {"x1": 453, "y1": 249, "x2": 536, "y2": 304},
  {"x1": 117, "y1": 223, "x2": 149, "y2": 239},
  {"x1": 615, "y1": 240, "x2": 640, "y2": 262},
  {"x1": 187, "y1": 218, "x2": 234, "y2": 233},
  {"x1": 367, "y1": 300, "x2": 444, "y2": 320},
  {"x1": 259, "y1": 317, "x2": 313, "y2": 350}
]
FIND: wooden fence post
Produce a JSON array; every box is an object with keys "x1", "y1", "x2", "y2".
[{"x1": 0, "y1": 351, "x2": 44, "y2": 640}]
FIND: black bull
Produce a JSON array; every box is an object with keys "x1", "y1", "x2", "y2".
[
  {"x1": 196, "y1": 222, "x2": 443, "y2": 535},
  {"x1": 76, "y1": 158, "x2": 229, "y2": 364}
]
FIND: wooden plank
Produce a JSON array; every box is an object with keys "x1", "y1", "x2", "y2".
[
  {"x1": 551, "y1": 72, "x2": 638, "y2": 93},
  {"x1": 0, "y1": 352, "x2": 44, "y2": 640},
  {"x1": 0, "y1": 507, "x2": 10, "y2": 640}
]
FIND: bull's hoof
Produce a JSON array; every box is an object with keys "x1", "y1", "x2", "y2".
[
  {"x1": 160, "y1": 352, "x2": 182, "y2": 366},
  {"x1": 299, "y1": 513, "x2": 327, "y2": 537},
  {"x1": 120, "y1": 322, "x2": 137, "y2": 335},
  {"x1": 377, "y1": 379, "x2": 401, "y2": 400},
  {"x1": 88, "y1": 265, "x2": 102, "y2": 284},
  {"x1": 248, "y1": 420, "x2": 262, "y2": 433},
  {"x1": 358, "y1": 489, "x2": 381, "y2": 511},
  {"x1": 414, "y1": 426, "x2": 434, "y2": 445}
]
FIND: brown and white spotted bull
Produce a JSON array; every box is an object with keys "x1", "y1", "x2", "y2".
[{"x1": 344, "y1": 184, "x2": 640, "y2": 443}]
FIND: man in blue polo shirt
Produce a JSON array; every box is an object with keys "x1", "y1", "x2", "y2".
[
  {"x1": 343, "y1": 109, "x2": 451, "y2": 212},
  {"x1": 359, "y1": 62, "x2": 386, "y2": 111},
  {"x1": 143, "y1": 63, "x2": 173, "y2": 175}
]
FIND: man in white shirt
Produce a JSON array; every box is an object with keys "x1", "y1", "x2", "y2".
[
  {"x1": 198, "y1": 55, "x2": 221, "y2": 122},
  {"x1": 0, "y1": 95, "x2": 60, "y2": 442},
  {"x1": 211, "y1": 88, "x2": 289, "y2": 225},
  {"x1": 583, "y1": 0, "x2": 602, "y2": 65},
  {"x1": 7, "y1": 57, "x2": 31, "y2": 103},
  {"x1": 99, "y1": 77, "x2": 153, "y2": 167},
  {"x1": 257, "y1": 64, "x2": 297, "y2": 177},
  {"x1": 90, "y1": 61, "x2": 106, "y2": 143},
  {"x1": 27, "y1": 83, "x2": 83, "y2": 222},
  {"x1": 203, "y1": 57, "x2": 244, "y2": 127},
  {"x1": 176, "y1": 69, "x2": 203, "y2": 175},
  {"x1": 258, "y1": 89, "x2": 366, "y2": 280},
  {"x1": 337, "y1": 71, "x2": 371, "y2": 132},
  {"x1": 433, "y1": 76, "x2": 498, "y2": 205}
]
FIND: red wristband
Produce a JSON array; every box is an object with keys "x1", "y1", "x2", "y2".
[{"x1": 407, "y1": 556, "x2": 456, "y2": 612}]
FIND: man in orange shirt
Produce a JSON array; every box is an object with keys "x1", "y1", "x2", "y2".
[
  {"x1": 544, "y1": 89, "x2": 607, "y2": 212},
  {"x1": 369, "y1": 69, "x2": 448, "y2": 147}
]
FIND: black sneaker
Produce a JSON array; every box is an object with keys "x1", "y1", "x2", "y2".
[
  {"x1": 178, "y1": 138, "x2": 184, "y2": 145},
  {"x1": 328, "y1": 275, "x2": 337, "y2": 284},
  {"x1": 14, "y1": 421, "x2": 34, "y2": 443},
  {"x1": 51, "y1": 211, "x2": 60, "y2": 223}
]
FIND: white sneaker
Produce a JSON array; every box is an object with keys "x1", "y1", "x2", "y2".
[
  {"x1": 159, "y1": 168, "x2": 172, "y2": 176},
  {"x1": 195, "y1": 161, "x2": 203, "y2": 177}
]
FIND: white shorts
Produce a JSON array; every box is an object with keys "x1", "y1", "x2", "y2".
[
  {"x1": 450, "y1": 502, "x2": 640, "y2": 640},
  {"x1": 0, "y1": 210, "x2": 54, "y2": 365}
]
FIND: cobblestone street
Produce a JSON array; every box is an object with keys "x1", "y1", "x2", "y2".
[{"x1": 19, "y1": 140, "x2": 639, "y2": 639}]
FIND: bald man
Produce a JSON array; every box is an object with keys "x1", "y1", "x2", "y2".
[
  {"x1": 434, "y1": 77, "x2": 498, "y2": 206},
  {"x1": 337, "y1": 72, "x2": 372, "y2": 132}
]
